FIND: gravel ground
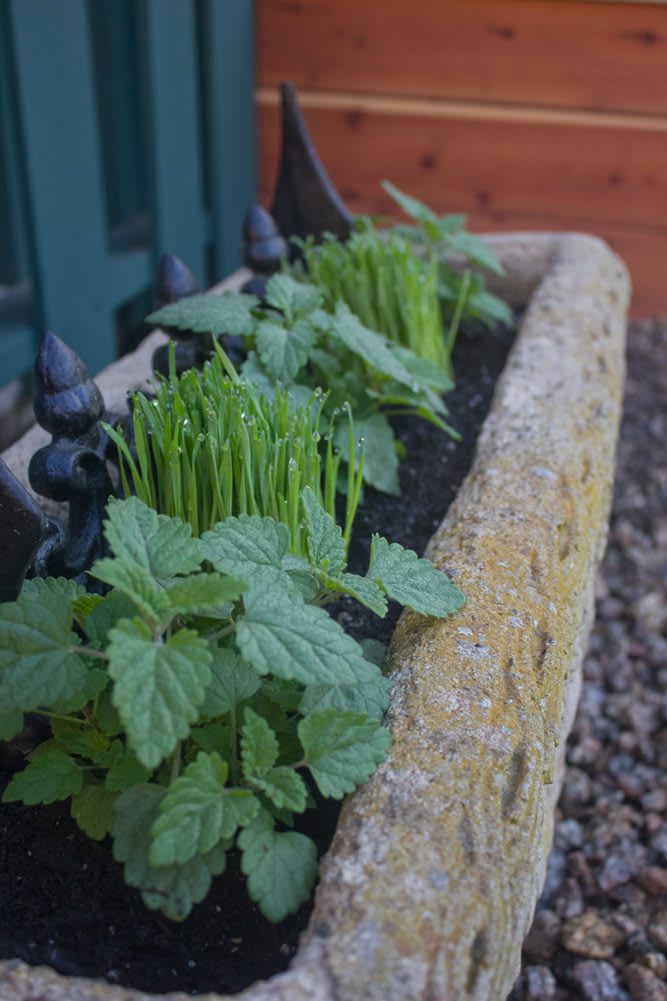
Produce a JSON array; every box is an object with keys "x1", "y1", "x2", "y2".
[{"x1": 510, "y1": 318, "x2": 667, "y2": 1001}]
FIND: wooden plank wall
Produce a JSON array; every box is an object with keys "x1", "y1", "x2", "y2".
[{"x1": 255, "y1": 0, "x2": 667, "y2": 316}]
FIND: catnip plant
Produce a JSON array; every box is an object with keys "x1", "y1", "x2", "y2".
[
  {"x1": 147, "y1": 274, "x2": 456, "y2": 495},
  {"x1": 0, "y1": 494, "x2": 465, "y2": 922}
]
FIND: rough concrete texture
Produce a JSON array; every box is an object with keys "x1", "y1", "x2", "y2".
[{"x1": 0, "y1": 235, "x2": 629, "y2": 1001}]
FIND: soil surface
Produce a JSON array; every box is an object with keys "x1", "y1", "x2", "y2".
[
  {"x1": 510, "y1": 319, "x2": 667, "y2": 1001},
  {"x1": 0, "y1": 322, "x2": 515, "y2": 996}
]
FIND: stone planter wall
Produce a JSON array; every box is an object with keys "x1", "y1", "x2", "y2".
[{"x1": 0, "y1": 232, "x2": 630, "y2": 1001}]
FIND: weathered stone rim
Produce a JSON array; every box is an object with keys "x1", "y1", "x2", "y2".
[{"x1": 0, "y1": 232, "x2": 630, "y2": 1001}]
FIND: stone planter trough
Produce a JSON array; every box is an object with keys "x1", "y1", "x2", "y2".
[{"x1": 0, "y1": 229, "x2": 629, "y2": 1001}]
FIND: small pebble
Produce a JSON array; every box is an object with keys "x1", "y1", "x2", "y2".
[
  {"x1": 561, "y1": 910, "x2": 625, "y2": 959},
  {"x1": 624, "y1": 962, "x2": 667, "y2": 1001},
  {"x1": 570, "y1": 959, "x2": 628, "y2": 1001}
]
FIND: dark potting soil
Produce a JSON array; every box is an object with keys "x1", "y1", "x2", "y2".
[{"x1": 0, "y1": 322, "x2": 515, "y2": 996}]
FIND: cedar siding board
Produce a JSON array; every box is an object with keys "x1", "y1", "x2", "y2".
[{"x1": 256, "y1": 0, "x2": 667, "y2": 316}]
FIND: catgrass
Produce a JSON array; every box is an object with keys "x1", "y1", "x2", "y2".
[
  {"x1": 105, "y1": 345, "x2": 363, "y2": 554},
  {"x1": 295, "y1": 224, "x2": 451, "y2": 374}
]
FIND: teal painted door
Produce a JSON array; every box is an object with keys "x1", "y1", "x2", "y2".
[{"x1": 0, "y1": 0, "x2": 256, "y2": 380}]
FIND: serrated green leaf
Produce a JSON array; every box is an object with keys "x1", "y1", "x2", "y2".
[
  {"x1": 147, "y1": 291, "x2": 257, "y2": 337},
  {"x1": 0, "y1": 709, "x2": 23, "y2": 741},
  {"x1": 102, "y1": 742, "x2": 151, "y2": 791},
  {"x1": 112, "y1": 784, "x2": 229, "y2": 921},
  {"x1": 163, "y1": 573, "x2": 246, "y2": 616},
  {"x1": 367, "y1": 535, "x2": 465, "y2": 617},
  {"x1": 107, "y1": 619, "x2": 212, "y2": 769},
  {"x1": 50, "y1": 717, "x2": 110, "y2": 759},
  {"x1": 83, "y1": 591, "x2": 141, "y2": 648},
  {"x1": 2, "y1": 749, "x2": 82, "y2": 805},
  {"x1": 190, "y1": 723, "x2": 230, "y2": 754},
  {"x1": 256, "y1": 317, "x2": 315, "y2": 382},
  {"x1": 201, "y1": 515, "x2": 290, "y2": 581},
  {"x1": 301, "y1": 487, "x2": 346, "y2": 575},
  {"x1": 102, "y1": 497, "x2": 203, "y2": 578},
  {"x1": 239, "y1": 810, "x2": 318, "y2": 922},
  {"x1": 382, "y1": 180, "x2": 440, "y2": 226},
  {"x1": 21, "y1": 577, "x2": 85, "y2": 601},
  {"x1": 390, "y1": 345, "x2": 454, "y2": 393},
  {"x1": 71, "y1": 593, "x2": 104, "y2": 619},
  {"x1": 241, "y1": 708, "x2": 278, "y2": 779},
  {"x1": 298, "y1": 710, "x2": 390, "y2": 798},
  {"x1": 254, "y1": 767, "x2": 307, "y2": 813},
  {"x1": 239, "y1": 351, "x2": 277, "y2": 398},
  {"x1": 199, "y1": 648, "x2": 262, "y2": 719},
  {"x1": 328, "y1": 303, "x2": 416, "y2": 389},
  {"x1": 0, "y1": 587, "x2": 88, "y2": 713},
  {"x1": 149, "y1": 752, "x2": 258, "y2": 866},
  {"x1": 264, "y1": 274, "x2": 322, "y2": 319},
  {"x1": 237, "y1": 581, "x2": 378, "y2": 687},
  {"x1": 299, "y1": 674, "x2": 392, "y2": 721},
  {"x1": 335, "y1": 413, "x2": 400, "y2": 495},
  {"x1": 71, "y1": 782, "x2": 117, "y2": 840},
  {"x1": 319, "y1": 570, "x2": 387, "y2": 618},
  {"x1": 360, "y1": 637, "x2": 387, "y2": 667},
  {"x1": 91, "y1": 558, "x2": 172, "y2": 626},
  {"x1": 96, "y1": 690, "x2": 122, "y2": 735}
]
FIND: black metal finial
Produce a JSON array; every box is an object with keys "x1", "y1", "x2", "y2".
[
  {"x1": 270, "y1": 82, "x2": 353, "y2": 244},
  {"x1": 0, "y1": 459, "x2": 48, "y2": 602},
  {"x1": 151, "y1": 253, "x2": 208, "y2": 377},
  {"x1": 28, "y1": 331, "x2": 112, "y2": 582},
  {"x1": 241, "y1": 204, "x2": 288, "y2": 299}
]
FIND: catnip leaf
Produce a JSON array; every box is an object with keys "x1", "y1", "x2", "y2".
[
  {"x1": 83, "y1": 591, "x2": 141, "y2": 648},
  {"x1": 318, "y1": 570, "x2": 387, "y2": 618},
  {"x1": 256, "y1": 318, "x2": 315, "y2": 383},
  {"x1": 237, "y1": 582, "x2": 379, "y2": 687},
  {"x1": 367, "y1": 535, "x2": 465, "y2": 617},
  {"x1": 264, "y1": 274, "x2": 322, "y2": 319},
  {"x1": 240, "y1": 708, "x2": 278, "y2": 778},
  {"x1": 102, "y1": 497, "x2": 203, "y2": 579},
  {"x1": 390, "y1": 345, "x2": 454, "y2": 393},
  {"x1": 21, "y1": 577, "x2": 85, "y2": 601},
  {"x1": 112, "y1": 784, "x2": 229, "y2": 921},
  {"x1": 381, "y1": 180, "x2": 440, "y2": 226},
  {"x1": 239, "y1": 810, "x2": 318, "y2": 922},
  {"x1": 91, "y1": 558, "x2": 172, "y2": 626},
  {"x1": 298, "y1": 710, "x2": 390, "y2": 798},
  {"x1": 163, "y1": 573, "x2": 246, "y2": 616},
  {"x1": 239, "y1": 351, "x2": 278, "y2": 398},
  {"x1": 107, "y1": 620, "x2": 212, "y2": 769},
  {"x1": 102, "y1": 743, "x2": 151, "y2": 792},
  {"x1": 0, "y1": 709, "x2": 23, "y2": 741},
  {"x1": 147, "y1": 291, "x2": 257, "y2": 337},
  {"x1": 335, "y1": 413, "x2": 400, "y2": 495},
  {"x1": 301, "y1": 487, "x2": 346, "y2": 575},
  {"x1": 190, "y1": 723, "x2": 230, "y2": 754},
  {"x1": 71, "y1": 782, "x2": 117, "y2": 840},
  {"x1": 71, "y1": 593, "x2": 104, "y2": 619},
  {"x1": 200, "y1": 648, "x2": 262, "y2": 719},
  {"x1": 2, "y1": 749, "x2": 82, "y2": 805},
  {"x1": 0, "y1": 587, "x2": 88, "y2": 713},
  {"x1": 360, "y1": 637, "x2": 387, "y2": 666},
  {"x1": 328, "y1": 303, "x2": 416, "y2": 388},
  {"x1": 149, "y1": 752, "x2": 258, "y2": 866},
  {"x1": 299, "y1": 674, "x2": 392, "y2": 721},
  {"x1": 50, "y1": 717, "x2": 110, "y2": 759},
  {"x1": 253, "y1": 767, "x2": 307, "y2": 813},
  {"x1": 201, "y1": 515, "x2": 290, "y2": 581}
]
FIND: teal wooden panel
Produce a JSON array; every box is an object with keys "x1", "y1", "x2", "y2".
[
  {"x1": 200, "y1": 0, "x2": 256, "y2": 278},
  {"x1": 143, "y1": 0, "x2": 207, "y2": 286},
  {"x1": 0, "y1": 0, "x2": 31, "y2": 286},
  {"x1": 8, "y1": 0, "x2": 116, "y2": 375},
  {"x1": 0, "y1": 325, "x2": 36, "y2": 384}
]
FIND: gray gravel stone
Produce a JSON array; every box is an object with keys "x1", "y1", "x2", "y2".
[{"x1": 570, "y1": 960, "x2": 629, "y2": 1001}]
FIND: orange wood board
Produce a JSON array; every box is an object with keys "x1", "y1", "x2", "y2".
[{"x1": 257, "y1": 0, "x2": 667, "y2": 116}]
